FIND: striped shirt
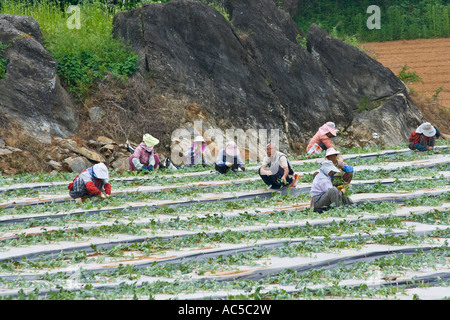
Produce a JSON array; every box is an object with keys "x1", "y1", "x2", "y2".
[{"x1": 70, "y1": 170, "x2": 108, "y2": 195}]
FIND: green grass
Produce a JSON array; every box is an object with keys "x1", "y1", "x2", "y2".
[
  {"x1": 0, "y1": 0, "x2": 139, "y2": 100},
  {"x1": 0, "y1": 42, "x2": 7, "y2": 79}
]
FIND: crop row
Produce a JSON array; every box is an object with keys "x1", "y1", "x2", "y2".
[
  {"x1": 1, "y1": 144, "x2": 448, "y2": 188},
  {"x1": 0, "y1": 242, "x2": 447, "y2": 300}
]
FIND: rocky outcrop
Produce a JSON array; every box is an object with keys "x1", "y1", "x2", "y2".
[
  {"x1": 272, "y1": 0, "x2": 300, "y2": 16},
  {"x1": 0, "y1": 14, "x2": 78, "y2": 143},
  {"x1": 113, "y1": 0, "x2": 289, "y2": 147},
  {"x1": 48, "y1": 136, "x2": 131, "y2": 173},
  {"x1": 113, "y1": 0, "x2": 424, "y2": 153},
  {"x1": 305, "y1": 23, "x2": 424, "y2": 146}
]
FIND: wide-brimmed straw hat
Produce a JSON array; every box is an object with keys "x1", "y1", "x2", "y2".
[
  {"x1": 318, "y1": 122, "x2": 337, "y2": 136},
  {"x1": 416, "y1": 122, "x2": 436, "y2": 137},
  {"x1": 325, "y1": 148, "x2": 340, "y2": 157}
]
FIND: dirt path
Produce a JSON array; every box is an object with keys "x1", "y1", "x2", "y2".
[{"x1": 361, "y1": 38, "x2": 450, "y2": 108}]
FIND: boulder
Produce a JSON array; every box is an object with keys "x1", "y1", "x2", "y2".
[
  {"x1": 110, "y1": 156, "x2": 130, "y2": 171},
  {"x1": 89, "y1": 106, "x2": 105, "y2": 123},
  {"x1": 56, "y1": 138, "x2": 106, "y2": 163},
  {"x1": 113, "y1": 0, "x2": 290, "y2": 146},
  {"x1": 97, "y1": 136, "x2": 116, "y2": 145},
  {"x1": 47, "y1": 159, "x2": 62, "y2": 171},
  {"x1": 0, "y1": 148, "x2": 12, "y2": 156},
  {"x1": 305, "y1": 24, "x2": 423, "y2": 145},
  {"x1": 113, "y1": 0, "x2": 423, "y2": 151},
  {"x1": 0, "y1": 145, "x2": 22, "y2": 157},
  {"x1": 62, "y1": 156, "x2": 91, "y2": 173},
  {"x1": 0, "y1": 14, "x2": 78, "y2": 143}
]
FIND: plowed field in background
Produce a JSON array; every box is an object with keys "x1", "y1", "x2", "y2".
[{"x1": 361, "y1": 38, "x2": 450, "y2": 108}]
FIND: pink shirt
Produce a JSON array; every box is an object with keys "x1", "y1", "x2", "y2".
[{"x1": 307, "y1": 131, "x2": 333, "y2": 151}]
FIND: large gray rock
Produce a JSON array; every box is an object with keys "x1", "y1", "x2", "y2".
[
  {"x1": 113, "y1": 0, "x2": 289, "y2": 145},
  {"x1": 0, "y1": 14, "x2": 78, "y2": 143},
  {"x1": 272, "y1": 0, "x2": 300, "y2": 16},
  {"x1": 112, "y1": 0, "x2": 424, "y2": 151},
  {"x1": 56, "y1": 138, "x2": 106, "y2": 163},
  {"x1": 305, "y1": 23, "x2": 424, "y2": 144},
  {"x1": 62, "y1": 156, "x2": 91, "y2": 173}
]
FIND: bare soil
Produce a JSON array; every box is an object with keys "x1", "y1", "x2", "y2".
[{"x1": 361, "y1": 38, "x2": 450, "y2": 107}]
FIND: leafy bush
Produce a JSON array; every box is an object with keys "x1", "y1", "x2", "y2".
[
  {"x1": 0, "y1": 0, "x2": 139, "y2": 100},
  {"x1": 397, "y1": 65, "x2": 423, "y2": 83}
]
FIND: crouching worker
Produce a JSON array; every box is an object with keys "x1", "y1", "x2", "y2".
[
  {"x1": 184, "y1": 136, "x2": 209, "y2": 166},
  {"x1": 259, "y1": 143, "x2": 299, "y2": 189},
  {"x1": 310, "y1": 160, "x2": 353, "y2": 213},
  {"x1": 68, "y1": 163, "x2": 111, "y2": 202},
  {"x1": 306, "y1": 122, "x2": 338, "y2": 155},
  {"x1": 215, "y1": 141, "x2": 246, "y2": 174},
  {"x1": 129, "y1": 133, "x2": 160, "y2": 172},
  {"x1": 325, "y1": 148, "x2": 353, "y2": 184},
  {"x1": 409, "y1": 122, "x2": 440, "y2": 152}
]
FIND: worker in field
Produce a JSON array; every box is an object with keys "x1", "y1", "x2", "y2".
[
  {"x1": 68, "y1": 162, "x2": 111, "y2": 202},
  {"x1": 215, "y1": 141, "x2": 246, "y2": 174},
  {"x1": 184, "y1": 135, "x2": 210, "y2": 166},
  {"x1": 129, "y1": 133, "x2": 160, "y2": 172},
  {"x1": 306, "y1": 122, "x2": 338, "y2": 155},
  {"x1": 324, "y1": 148, "x2": 354, "y2": 184},
  {"x1": 310, "y1": 160, "x2": 353, "y2": 213},
  {"x1": 409, "y1": 122, "x2": 441, "y2": 151},
  {"x1": 259, "y1": 143, "x2": 299, "y2": 189}
]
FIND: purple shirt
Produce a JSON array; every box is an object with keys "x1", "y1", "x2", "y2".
[{"x1": 310, "y1": 171, "x2": 333, "y2": 197}]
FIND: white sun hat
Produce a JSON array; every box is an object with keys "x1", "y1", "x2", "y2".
[
  {"x1": 93, "y1": 163, "x2": 109, "y2": 180},
  {"x1": 325, "y1": 148, "x2": 340, "y2": 157},
  {"x1": 320, "y1": 160, "x2": 340, "y2": 176},
  {"x1": 194, "y1": 135, "x2": 205, "y2": 143},
  {"x1": 416, "y1": 122, "x2": 436, "y2": 137}
]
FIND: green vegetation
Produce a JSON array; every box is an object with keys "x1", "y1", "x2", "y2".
[
  {"x1": 294, "y1": 0, "x2": 450, "y2": 42},
  {"x1": 0, "y1": 0, "x2": 139, "y2": 100},
  {"x1": 0, "y1": 42, "x2": 7, "y2": 79},
  {"x1": 397, "y1": 65, "x2": 423, "y2": 83}
]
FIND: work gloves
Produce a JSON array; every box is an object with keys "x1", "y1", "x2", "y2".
[{"x1": 343, "y1": 165, "x2": 354, "y2": 173}]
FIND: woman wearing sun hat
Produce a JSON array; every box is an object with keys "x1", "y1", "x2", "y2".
[
  {"x1": 215, "y1": 141, "x2": 246, "y2": 174},
  {"x1": 310, "y1": 160, "x2": 353, "y2": 213},
  {"x1": 129, "y1": 133, "x2": 160, "y2": 171},
  {"x1": 409, "y1": 122, "x2": 439, "y2": 151},
  {"x1": 324, "y1": 148, "x2": 353, "y2": 184},
  {"x1": 184, "y1": 135, "x2": 210, "y2": 166},
  {"x1": 306, "y1": 122, "x2": 338, "y2": 155},
  {"x1": 68, "y1": 162, "x2": 111, "y2": 202}
]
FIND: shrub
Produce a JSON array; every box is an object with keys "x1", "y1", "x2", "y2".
[
  {"x1": 397, "y1": 65, "x2": 423, "y2": 83},
  {"x1": 0, "y1": 0, "x2": 139, "y2": 100}
]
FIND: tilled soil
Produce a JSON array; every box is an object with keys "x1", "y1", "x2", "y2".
[{"x1": 361, "y1": 38, "x2": 450, "y2": 108}]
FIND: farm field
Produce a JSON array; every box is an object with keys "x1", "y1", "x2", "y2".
[
  {"x1": 0, "y1": 142, "x2": 449, "y2": 301},
  {"x1": 361, "y1": 38, "x2": 450, "y2": 108}
]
